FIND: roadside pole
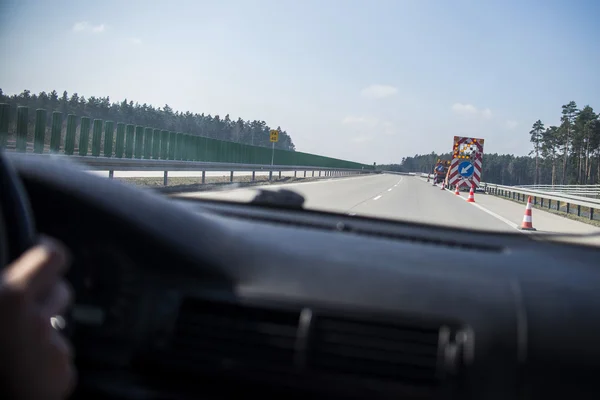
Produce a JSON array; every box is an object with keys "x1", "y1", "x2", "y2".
[{"x1": 269, "y1": 129, "x2": 279, "y2": 166}]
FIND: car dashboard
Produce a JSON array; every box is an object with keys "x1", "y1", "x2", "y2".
[{"x1": 11, "y1": 155, "x2": 600, "y2": 400}]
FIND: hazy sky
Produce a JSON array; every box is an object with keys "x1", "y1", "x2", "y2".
[{"x1": 1, "y1": 0, "x2": 598, "y2": 164}]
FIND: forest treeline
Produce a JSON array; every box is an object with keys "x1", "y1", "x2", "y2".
[
  {"x1": 0, "y1": 89, "x2": 296, "y2": 151},
  {"x1": 379, "y1": 101, "x2": 600, "y2": 186}
]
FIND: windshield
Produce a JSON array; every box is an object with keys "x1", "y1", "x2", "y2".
[{"x1": 1, "y1": 0, "x2": 599, "y2": 246}]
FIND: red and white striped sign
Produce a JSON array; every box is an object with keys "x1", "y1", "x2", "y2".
[{"x1": 448, "y1": 136, "x2": 484, "y2": 188}]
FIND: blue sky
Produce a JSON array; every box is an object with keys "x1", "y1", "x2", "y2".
[{"x1": 1, "y1": 0, "x2": 598, "y2": 164}]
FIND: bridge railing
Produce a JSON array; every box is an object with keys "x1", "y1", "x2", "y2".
[{"x1": 0, "y1": 104, "x2": 371, "y2": 170}]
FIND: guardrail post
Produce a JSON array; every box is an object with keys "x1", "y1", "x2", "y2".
[
  {"x1": 64, "y1": 114, "x2": 76, "y2": 155},
  {"x1": 312, "y1": 170, "x2": 315, "y2": 177},
  {"x1": 269, "y1": 171, "x2": 273, "y2": 181},
  {"x1": 108, "y1": 170, "x2": 114, "y2": 179},
  {"x1": 49, "y1": 112, "x2": 63, "y2": 153},
  {"x1": 91, "y1": 119, "x2": 102, "y2": 156},
  {"x1": 294, "y1": 171, "x2": 297, "y2": 178},
  {"x1": 304, "y1": 171, "x2": 306, "y2": 178},
  {"x1": 577, "y1": 205, "x2": 581, "y2": 217},
  {"x1": 278, "y1": 171, "x2": 282, "y2": 179},
  {"x1": 591, "y1": 208, "x2": 595, "y2": 220},
  {"x1": 0, "y1": 103, "x2": 9, "y2": 149},
  {"x1": 16, "y1": 106, "x2": 28, "y2": 153},
  {"x1": 319, "y1": 171, "x2": 321, "y2": 177},
  {"x1": 163, "y1": 171, "x2": 168, "y2": 186},
  {"x1": 104, "y1": 121, "x2": 114, "y2": 157},
  {"x1": 201, "y1": 171, "x2": 205, "y2": 184},
  {"x1": 78, "y1": 117, "x2": 91, "y2": 156},
  {"x1": 252, "y1": 171, "x2": 255, "y2": 182},
  {"x1": 230, "y1": 171, "x2": 234, "y2": 182},
  {"x1": 566, "y1": 203, "x2": 570, "y2": 214},
  {"x1": 34, "y1": 109, "x2": 47, "y2": 154}
]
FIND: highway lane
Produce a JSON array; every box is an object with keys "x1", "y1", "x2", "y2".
[{"x1": 177, "y1": 173, "x2": 600, "y2": 246}]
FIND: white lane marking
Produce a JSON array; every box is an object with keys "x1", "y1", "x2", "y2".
[
  {"x1": 471, "y1": 203, "x2": 523, "y2": 232},
  {"x1": 387, "y1": 188, "x2": 392, "y2": 192},
  {"x1": 348, "y1": 212, "x2": 356, "y2": 216},
  {"x1": 445, "y1": 188, "x2": 528, "y2": 234},
  {"x1": 373, "y1": 195, "x2": 382, "y2": 201}
]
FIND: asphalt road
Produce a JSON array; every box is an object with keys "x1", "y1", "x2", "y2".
[{"x1": 177, "y1": 173, "x2": 600, "y2": 246}]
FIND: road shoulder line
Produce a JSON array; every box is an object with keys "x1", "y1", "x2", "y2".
[{"x1": 443, "y1": 188, "x2": 527, "y2": 233}]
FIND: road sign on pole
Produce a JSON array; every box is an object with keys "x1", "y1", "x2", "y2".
[{"x1": 269, "y1": 130, "x2": 278, "y2": 166}]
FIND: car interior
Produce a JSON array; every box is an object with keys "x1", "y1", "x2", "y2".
[{"x1": 1, "y1": 151, "x2": 600, "y2": 400}]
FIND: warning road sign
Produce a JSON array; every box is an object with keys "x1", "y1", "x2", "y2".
[
  {"x1": 269, "y1": 130, "x2": 279, "y2": 143},
  {"x1": 448, "y1": 136, "x2": 484, "y2": 188}
]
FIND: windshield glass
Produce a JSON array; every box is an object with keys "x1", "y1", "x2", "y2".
[{"x1": 1, "y1": 0, "x2": 599, "y2": 246}]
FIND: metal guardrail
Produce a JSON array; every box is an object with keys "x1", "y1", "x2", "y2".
[
  {"x1": 16, "y1": 153, "x2": 373, "y2": 185},
  {"x1": 378, "y1": 170, "x2": 416, "y2": 176},
  {"x1": 514, "y1": 184, "x2": 600, "y2": 199},
  {"x1": 481, "y1": 182, "x2": 599, "y2": 221}
]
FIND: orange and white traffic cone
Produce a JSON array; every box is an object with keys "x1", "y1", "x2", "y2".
[
  {"x1": 466, "y1": 186, "x2": 475, "y2": 202},
  {"x1": 441, "y1": 181, "x2": 445, "y2": 190},
  {"x1": 455, "y1": 185, "x2": 460, "y2": 195},
  {"x1": 519, "y1": 196, "x2": 536, "y2": 231}
]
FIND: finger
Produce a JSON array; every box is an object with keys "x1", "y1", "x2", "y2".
[
  {"x1": 50, "y1": 328, "x2": 74, "y2": 360},
  {"x1": 2, "y1": 237, "x2": 71, "y2": 298},
  {"x1": 39, "y1": 280, "x2": 73, "y2": 320},
  {"x1": 50, "y1": 330, "x2": 77, "y2": 398}
]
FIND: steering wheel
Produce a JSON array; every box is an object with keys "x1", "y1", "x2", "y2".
[{"x1": 0, "y1": 151, "x2": 37, "y2": 268}]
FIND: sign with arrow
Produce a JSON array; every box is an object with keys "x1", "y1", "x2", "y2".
[{"x1": 458, "y1": 160, "x2": 474, "y2": 178}]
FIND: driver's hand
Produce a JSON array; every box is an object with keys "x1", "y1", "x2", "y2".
[{"x1": 0, "y1": 237, "x2": 76, "y2": 400}]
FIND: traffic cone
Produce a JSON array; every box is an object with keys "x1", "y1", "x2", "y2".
[
  {"x1": 518, "y1": 196, "x2": 536, "y2": 231},
  {"x1": 441, "y1": 181, "x2": 445, "y2": 190},
  {"x1": 455, "y1": 185, "x2": 460, "y2": 195},
  {"x1": 466, "y1": 186, "x2": 475, "y2": 202}
]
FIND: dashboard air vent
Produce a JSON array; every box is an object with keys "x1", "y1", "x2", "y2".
[
  {"x1": 309, "y1": 315, "x2": 443, "y2": 387},
  {"x1": 164, "y1": 297, "x2": 300, "y2": 375}
]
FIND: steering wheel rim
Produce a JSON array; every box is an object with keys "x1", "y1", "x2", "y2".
[{"x1": 0, "y1": 151, "x2": 37, "y2": 268}]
